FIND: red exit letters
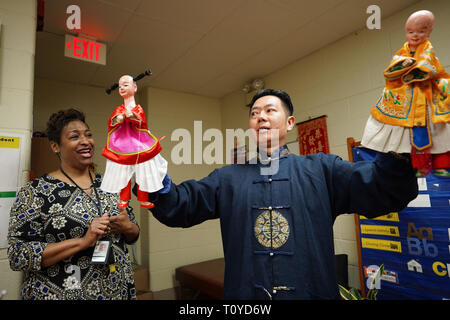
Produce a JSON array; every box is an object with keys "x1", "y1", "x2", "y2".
[{"x1": 64, "y1": 34, "x2": 106, "y2": 65}]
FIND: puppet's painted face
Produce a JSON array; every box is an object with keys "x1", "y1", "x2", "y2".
[
  {"x1": 118, "y1": 76, "x2": 137, "y2": 99},
  {"x1": 405, "y1": 17, "x2": 432, "y2": 51}
]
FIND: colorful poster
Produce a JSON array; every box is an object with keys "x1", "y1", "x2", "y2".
[{"x1": 353, "y1": 147, "x2": 450, "y2": 300}]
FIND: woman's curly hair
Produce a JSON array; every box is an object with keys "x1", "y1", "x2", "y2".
[{"x1": 46, "y1": 109, "x2": 86, "y2": 144}]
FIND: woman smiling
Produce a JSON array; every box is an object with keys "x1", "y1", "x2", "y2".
[{"x1": 8, "y1": 109, "x2": 139, "y2": 300}]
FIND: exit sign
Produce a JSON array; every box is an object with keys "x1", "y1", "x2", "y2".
[{"x1": 64, "y1": 34, "x2": 106, "y2": 65}]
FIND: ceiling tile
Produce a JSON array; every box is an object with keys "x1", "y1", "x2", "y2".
[
  {"x1": 34, "y1": 0, "x2": 422, "y2": 98},
  {"x1": 43, "y1": 0, "x2": 133, "y2": 42},
  {"x1": 193, "y1": 72, "x2": 250, "y2": 98},
  {"x1": 134, "y1": 0, "x2": 242, "y2": 34},
  {"x1": 150, "y1": 0, "x2": 308, "y2": 92},
  {"x1": 89, "y1": 15, "x2": 204, "y2": 87},
  {"x1": 96, "y1": 0, "x2": 142, "y2": 12}
]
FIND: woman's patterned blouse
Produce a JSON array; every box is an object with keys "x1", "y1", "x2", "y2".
[{"x1": 7, "y1": 173, "x2": 139, "y2": 300}]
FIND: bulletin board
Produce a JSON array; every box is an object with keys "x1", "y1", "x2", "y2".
[
  {"x1": 0, "y1": 134, "x2": 25, "y2": 248},
  {"x1": 348, "y1": 138, "x2": 450, "y2": 300}
]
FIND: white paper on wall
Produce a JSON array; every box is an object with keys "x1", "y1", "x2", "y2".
[{"x1": 0, "y1": 133, "x2": 24, "y2": 248}]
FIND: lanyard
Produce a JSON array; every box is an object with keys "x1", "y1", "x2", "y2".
[
  {"x1": 59, "y1": 167, "x2": 104, "y2": 216},
  {"x1": 60, "y1": 167, "x2": 116, "y2": 270}
]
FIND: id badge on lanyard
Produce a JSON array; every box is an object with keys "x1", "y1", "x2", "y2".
[{"x1": 91, "y1": 239, "x2": 112, "y2": 264}]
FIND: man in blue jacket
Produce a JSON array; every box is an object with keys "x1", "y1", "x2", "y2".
[{"x1": 143, "y1": 89, "x2": 418, "y2": 299}]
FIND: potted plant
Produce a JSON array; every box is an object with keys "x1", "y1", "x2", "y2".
[{"x1": 339, "y1": 264, "x2": 384, "y2": 300}]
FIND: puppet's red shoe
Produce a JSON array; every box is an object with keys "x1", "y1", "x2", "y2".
[
  {"x1": 118, "y1": 201, "x2": 129, "y2": 209},
  {"x1": 140, "y1": 201, "x2": 155, "y2": 209}
]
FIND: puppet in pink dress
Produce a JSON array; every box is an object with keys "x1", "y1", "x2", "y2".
[{"x1": 101, "y1": 75, "x2": 167, "y2": 208}]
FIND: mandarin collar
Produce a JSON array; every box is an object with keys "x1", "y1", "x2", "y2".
[{"x1": 247, "y1": 145, "x2": 290, "y2": 164}]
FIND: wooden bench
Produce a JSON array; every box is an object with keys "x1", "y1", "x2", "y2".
[{"x1": 176, "y1": 258, "x2": 225, "y2": 299}]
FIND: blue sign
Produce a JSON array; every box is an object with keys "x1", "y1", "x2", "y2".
[{"x1": 353, "y1": 147, "x2": 450, "y2": 300}]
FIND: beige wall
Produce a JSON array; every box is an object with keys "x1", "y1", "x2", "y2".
[
  {"x1": 145, "y1": 87, "x2": 224, "y2": 291},
  {"x1": 220, "y1": 0, "x2": 450, "y2": 289},
  {"x1": 0, "y1": 0, "x2": 37, "y2": 300},
  {"x1": 33, "y1": 78, "x2": 122, "y2": 166}
]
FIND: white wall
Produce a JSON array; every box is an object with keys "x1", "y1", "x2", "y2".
[
  {"x1": 0, "y1": 0, "x2": 37, "y2": 300},
  {"x1": 220, "y1": 0, "x2": 450, "y2": 289}
]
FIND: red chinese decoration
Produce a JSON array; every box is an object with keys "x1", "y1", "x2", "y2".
[{"x1": 297, "y1": 116, "x2": 330, "y2": 155}]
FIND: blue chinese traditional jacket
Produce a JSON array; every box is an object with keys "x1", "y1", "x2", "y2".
[{"x1": 149, "y1": 148, "x2": 418, "y2": 299}]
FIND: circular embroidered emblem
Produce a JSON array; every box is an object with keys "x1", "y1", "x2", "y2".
[{"x1": 254, "y1": 210, "x2": 290, "y2": 249}]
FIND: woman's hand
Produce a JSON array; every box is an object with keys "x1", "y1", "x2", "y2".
[
  {"x1": 81, "y1": 213, "x2": 110, "y2": 249},
  {"x1": 109, "y1": 207, "x2": 139, "y2": 243},
  {"x1": 42, "y1": 213, "x2": 110, "y2": 268}
]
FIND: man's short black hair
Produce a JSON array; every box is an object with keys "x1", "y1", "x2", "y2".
[{"x1": 248, "y1": 89, "x2": 294, "y2": 116}]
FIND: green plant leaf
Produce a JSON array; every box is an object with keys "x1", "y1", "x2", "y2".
[
  {"x1": 366, "y1": 264, "x2": 384, "y2": 300},
  {"x1": 339, "y1": 284, "x2": 359, "y2": 300},
  {"x1": 339, "y1": 264, "x2": 385, "y2": 300},
  {"x1": 367, "y1": 288, "x2": 379, "y2": 300},
  {"x1": 368, "y1": 264, "x2": 384, "y2": 289},
  {"x1": 350, "y1": 288, "x2": 362, "y2": 300},
  {"x1": 374, "y1": 264, "x2": 384, "y2": 279}
]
